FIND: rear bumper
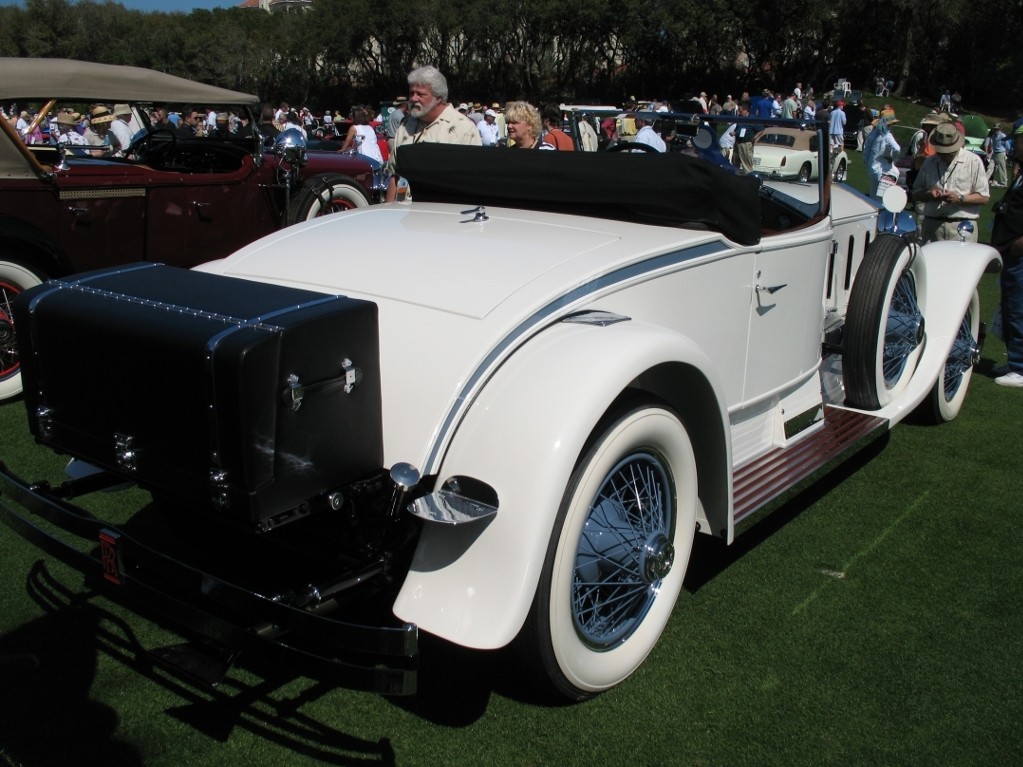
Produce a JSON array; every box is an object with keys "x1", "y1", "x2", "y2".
[{"x1": 0, "y1": 461, "x2": 418, "y2": 695}]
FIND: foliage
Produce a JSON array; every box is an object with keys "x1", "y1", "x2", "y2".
[{"x1": 0, "y1": 0, "x2": 1020, "y2": 115}]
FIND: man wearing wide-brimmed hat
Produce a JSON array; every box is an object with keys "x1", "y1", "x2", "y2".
[
  {"x1": 54, "y1": 111, "x2": 87, "y2": 147},
  {"x1": 911, "y1": 121, "x2": 990, "y2": 243},
  {"x1": 84, "y1": 105, "x2": 115, "y2": 156}
]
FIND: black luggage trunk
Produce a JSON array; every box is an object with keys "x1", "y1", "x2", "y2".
[{"x1": 15, "y1": 263, "x2": 383, "y2": 529}]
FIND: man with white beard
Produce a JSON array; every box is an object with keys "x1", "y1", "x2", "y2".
[{"x1": 387, "y1": 65, "x2": 481, "y2": 202}]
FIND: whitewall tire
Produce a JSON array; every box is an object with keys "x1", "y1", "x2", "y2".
[{"x1": 518, "y1": 404, "x2": 698, "y2": 700}]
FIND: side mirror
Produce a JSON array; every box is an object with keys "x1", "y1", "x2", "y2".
[{"x1": 878, "y1": 185, "x2": 916, "y2": 234}]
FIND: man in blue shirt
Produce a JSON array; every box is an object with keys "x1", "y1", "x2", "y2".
[
  {"x1": 752, "y1": 90, "x2": 774, "y2": 120},
  {"x1": 987, "y1": 125, "x2": 1009, "y2": 188},
  {"x1": 829, "y1": 101, "x2": 847, "y2": 152}
]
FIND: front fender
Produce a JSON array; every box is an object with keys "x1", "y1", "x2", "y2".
[
  {"x1": 874, "y1": 239, "x2": 999, "y2": 424},
  {"x1": 392, "y1": 317, "x2": 728, "y2": 649}
]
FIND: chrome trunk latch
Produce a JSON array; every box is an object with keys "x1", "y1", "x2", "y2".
[
  {"x1": 284, "y1": 373, "x2": 304, "y2": 411},
  {"x1": 341, "y1": 358, "x2": 359, "y2": 393},
  {"x1": 36, "y1": 406, "x2": 54, "y2": 441},
  {"x1": 114, "y1": 433, "x2": 137, "y2": 473},
  {"x1": 283, "y1": 358, "x2": 362, "y2": 412},
  {"x1": 210, "y1": 468, "x2": 230, "y2": 510}
]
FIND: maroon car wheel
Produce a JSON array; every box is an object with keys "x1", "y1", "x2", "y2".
[
  {"x1": 0, "y1": 258, "x2": 47, "y2": 400},
  {"x1": 286, "y1": 173, "x2": 371, "y2": 224}
]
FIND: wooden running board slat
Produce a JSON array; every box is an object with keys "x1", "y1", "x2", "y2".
[{"x1": 732, "y1": 407, "x2": 887, "y2": 523}]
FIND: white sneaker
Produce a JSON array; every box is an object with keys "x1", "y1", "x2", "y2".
[{"x1": 995, "y1": 371, "x2": 1023, "y2": 387}]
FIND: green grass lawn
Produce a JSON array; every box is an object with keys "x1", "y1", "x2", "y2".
[{"x1": 2, "y1": 100, "x2": 1021, "y2": 767}]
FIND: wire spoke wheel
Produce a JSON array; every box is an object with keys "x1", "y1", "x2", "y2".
[
  {"x1": 516, "y1": 405, "x2": 698, "y2": 700},
  {"x1": 915, "y1": 290, "x2": 980, "y2": 423},
  {"x1": 573, "y1": 452, "x2": 674, "y2": 648},
  {"x1": 883, "y1": 267, "x2": 924, "y2": 389}
]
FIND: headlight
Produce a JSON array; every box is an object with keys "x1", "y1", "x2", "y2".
[{"x1": 273, "y1": 128, "x2": 307, "y2": 166}]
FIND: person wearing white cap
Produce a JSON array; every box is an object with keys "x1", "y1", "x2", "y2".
[
  {"x1": 386, "y1": 96, "x2": 407, "y2": 155},
  {"x1": 911, "y1": 121, "x2": 990, "y2": 243},
  {"x1": 15, "y1": 110, "x2": 31, "y2": 139},
  {"x1": 478, "y1": 108, "x2": 500, "y2": 146}
]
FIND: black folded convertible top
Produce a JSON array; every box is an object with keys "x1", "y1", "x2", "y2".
[{"x1": 395, "y1": 143, "x2": 763, "y2": 246}]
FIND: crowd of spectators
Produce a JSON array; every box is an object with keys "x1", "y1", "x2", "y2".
[{"x1": 6, "y1": 73, "x2": 1019, "y2": 203}]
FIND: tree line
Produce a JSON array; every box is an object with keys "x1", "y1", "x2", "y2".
[{"x1": 1, "y1": 0, "x2": 1020, "y2": 117}]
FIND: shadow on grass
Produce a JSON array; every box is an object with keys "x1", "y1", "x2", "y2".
[
  {"x1": 0, "y1": 564, "x2": 143, "y2": 766},
  {"x1": 384, "y1": 633, "x2": 577, "y2": 723},
  {"x1": 0, "y1": 432, "x2": 895, "y2": 743},
  {"x1": 0, "y1": 560, "x2": 401, "y2": 765}
]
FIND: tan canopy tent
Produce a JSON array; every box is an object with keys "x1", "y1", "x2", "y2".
[{"x1": 1, "y1": 57, "x2": 257, "y2": 104}]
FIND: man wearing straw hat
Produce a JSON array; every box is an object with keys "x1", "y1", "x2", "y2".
[
  {"x1": 108, "y1": 103, "x2": 134, "y2": 156},
  {"x1": 911, "y1": 121, "x2": 990, "y2": 243},
  {"x1": 84, "y1": 105, "x2": 116, "y2": 156},
  {"x1": 53, "y1": 110, "x2": 87, "y2": 147}
]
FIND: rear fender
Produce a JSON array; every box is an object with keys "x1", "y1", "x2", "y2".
[{"x1": 392, "y1": 318, "x2": 729, "y2": 649}]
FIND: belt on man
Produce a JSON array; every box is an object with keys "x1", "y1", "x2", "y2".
[{"x1": 925, "y1": 216, "x2": 970, "y2": 223}]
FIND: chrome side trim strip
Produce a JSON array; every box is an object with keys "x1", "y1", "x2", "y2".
[{"x1": 423, "y1": 240, "x2": 731, "y2": 472}]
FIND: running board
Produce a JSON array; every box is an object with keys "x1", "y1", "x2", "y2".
[{"x1": 732, "y1": 406, "x2": 888, "y2": 524}]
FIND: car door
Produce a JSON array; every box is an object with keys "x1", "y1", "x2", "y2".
[
  {"x1": 55, "y1": 180, "x2": 148, "y2": 272},
  {"x1": 144, "y1": 156, "x2": 280, "y2": 268},
  {"x1": 742, "y1": 221, "x2": 832, "y2": 401}
]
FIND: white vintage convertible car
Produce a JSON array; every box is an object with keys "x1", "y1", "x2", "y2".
[{"x1": 0, "y1": 116, "x2": 997, "y2": 701}]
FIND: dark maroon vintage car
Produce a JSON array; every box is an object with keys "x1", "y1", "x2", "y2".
[{"x1": 0, "y1": 57, "x2": 385, "y2": 400}]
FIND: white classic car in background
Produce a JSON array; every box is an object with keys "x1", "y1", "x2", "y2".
[
  {"x1": 753, "y1": 125, "x2": 849, "y2": 181},
  {"x1": 0, "y1": 115, "x2": 997, "y2": 701}
]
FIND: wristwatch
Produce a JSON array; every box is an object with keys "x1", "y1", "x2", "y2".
[{"x1": 959, "y1": 193, "x2": 965, "y2": 204}]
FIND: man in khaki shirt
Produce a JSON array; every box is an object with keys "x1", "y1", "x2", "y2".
[
  {"x1": 387, "y1": 65, "x2": 481, "y2": 202},
  {"x1": 912, "y1": 122, "x2": 990, "y2": 243}
]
